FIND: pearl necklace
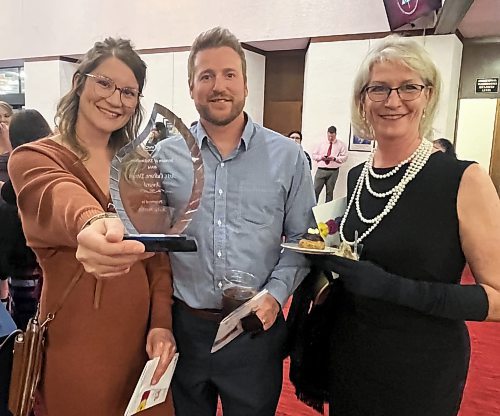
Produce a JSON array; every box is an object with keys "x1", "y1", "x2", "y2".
[
  {"x1": 367, "y1": 146, "x2": 417, "y2": 179},
  {"x1": 340, "y1": 139, "x2": 433, "y2": 244}
]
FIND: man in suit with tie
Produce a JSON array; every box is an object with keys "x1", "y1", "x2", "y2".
[{"x1": 312, "y1": 125, "x2": 348, "y2": 203}]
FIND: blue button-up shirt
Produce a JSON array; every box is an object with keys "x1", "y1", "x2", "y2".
[{"x1": 154, "y1": 115, "x2": 315, "y2": 309}]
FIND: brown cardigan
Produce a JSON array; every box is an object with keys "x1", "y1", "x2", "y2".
[{"x1": 8, "y1": 138, "x2": 174, "y2": 416}]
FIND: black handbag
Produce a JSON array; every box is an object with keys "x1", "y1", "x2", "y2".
[{"x1": 286, "y1": 267, "x2": 339, "y2": 414}]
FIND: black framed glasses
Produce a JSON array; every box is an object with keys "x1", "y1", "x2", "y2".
[
  {"x1": 84, "y1": 73, "x2": 142, "y2": 108},
  {"x1": 364, "y1": 83, "x2": 427, "y2": 102}
]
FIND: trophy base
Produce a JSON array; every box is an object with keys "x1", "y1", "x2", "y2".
[{"x1": 123, "y1": 234, "x2": 197, "y2": 252}]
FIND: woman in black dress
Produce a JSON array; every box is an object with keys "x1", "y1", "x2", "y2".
[{"x1": 315, "y1": 35, "x2": 500, "y2": 416}]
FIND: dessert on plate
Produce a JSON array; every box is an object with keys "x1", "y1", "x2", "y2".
[
  {"x1": 298, "y1": 228, "x2": 325, "y2": 250},
  {"x1": 337, "y1": 241, "x2": 358, "y2": 260}
]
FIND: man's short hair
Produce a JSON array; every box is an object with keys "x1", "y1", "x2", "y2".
[
  {"x1": 327, "y1": 126, "x2": 337, "y2": 134},
  {"x1": 188, "y1": 27, "x2": 247, "y2": 89}
]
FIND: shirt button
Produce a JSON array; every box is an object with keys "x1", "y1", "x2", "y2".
[
  {"x1": 218, "y1": 281, "x2": 223, "y2": 289},
  {"x1": 221, "y1": 162, "x2": 225, "y2": 167},
  {"x1": 217, "y1": 250, "x2": 222, "y2": 258},
  {"x1": 218, "y1": 189, "x2": 223, "y2": 195},
  {"x1": 217, "y1": 219, "x2": 222, "y2": 226}
]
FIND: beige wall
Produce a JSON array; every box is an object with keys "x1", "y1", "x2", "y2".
[
  {"x1": 24, "y1": 60, "x2": 78, "y2": 128},
  {"x1": 455, "y1": 98, "x2": 497, "y2": 170},
  {"x1": 24, "y1": 49, "x2": 265, "y2": 134},
  {"x1": 1, "y1": 0, "x2": 391, "y2": 60}
]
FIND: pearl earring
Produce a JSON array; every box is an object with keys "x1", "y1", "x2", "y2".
[{"x1": 362, "y1": 109, "x2": 373, "y2": 137}]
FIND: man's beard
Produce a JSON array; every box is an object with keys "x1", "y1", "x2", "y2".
[{"x1": 195, "y1": 98, "x2": 245, "y2": 127}]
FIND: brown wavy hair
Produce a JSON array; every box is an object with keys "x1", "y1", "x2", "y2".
[{"x1": 55, "y1": 37, "x2": 147, "y2": 159}]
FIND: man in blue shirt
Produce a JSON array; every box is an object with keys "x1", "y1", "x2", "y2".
[
  {"x1": 75, "y1": 27, "x2": 315, "y2": 416},
  {"x1": 163, "y1": 27, "x2": 315, "y2": 416}
]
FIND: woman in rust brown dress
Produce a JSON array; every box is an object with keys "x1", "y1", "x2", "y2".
[{"x1": 9, "y1": 38, "x2": 175, "y2": 416}]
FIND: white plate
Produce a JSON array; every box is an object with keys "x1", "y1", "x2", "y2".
[{"x1": 281, "y1": 242, "x2": 339, "y2": 255}]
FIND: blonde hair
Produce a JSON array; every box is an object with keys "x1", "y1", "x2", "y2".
[
  {"x1": 55, "y1": 38, "x2": 146, "y2": 160},
  {"x1": 0, "y1": 101, "x2": 13, "y2": 117},
  {"x1": 188, "y1": 27, "x2": 247, "y2": 89},
  {"x1": 351, "y1": 35, "x2": 441, "y2": 140}
]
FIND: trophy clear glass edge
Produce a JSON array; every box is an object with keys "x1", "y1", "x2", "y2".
[{"x1": 110, "y1": 103, "x2": 203, "y2": 252}]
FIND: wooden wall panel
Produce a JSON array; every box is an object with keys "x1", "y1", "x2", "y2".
[
  {"x1": 490, "y1": 100, "x2": 500, "y2": 196},
  {"x1": 263, "y1": 50, "x2": 305, "y2": 136}
]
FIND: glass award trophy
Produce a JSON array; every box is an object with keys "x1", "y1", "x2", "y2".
[{"x1": 110, "y1": 103, "x2": 203, "y2": 252}]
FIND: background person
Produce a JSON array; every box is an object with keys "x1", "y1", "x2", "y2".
[
  {"x1": 433, "y1": 137, "x2": 456, "y2": 157},
  {"x1": 0, "y1": 101, "x2": 13, "y2": 310},
  {"x1": 8, "y1": 109, "x2": 53, "y2": 148},
  {"x1": 147, "y1": 121, "x2": 168, "y2": 146},
  {"x1": 0, "y1": 300, "x2": 17, "y2": 416},
  {"x1": 0, "y1": 109, "x2": 52, "y2": 330},
  {"x1": 312, "y1": 125, "x2": 348, "y2": 202},
  {"x1": 9, "y1": 38, "x2": 175, "y2": 416},
  {"x1": 0, "y1": 101, "x2": 12, "y2": 156},
  {"x1": 312, "y1": 35, "x2": 500, "y2": 416},
  {"x1": 288, "y1": 130, "x2": 312, "y2": 169},
  {"x1": 144, "y1": 121, "x2": 169, "y2": 154}
]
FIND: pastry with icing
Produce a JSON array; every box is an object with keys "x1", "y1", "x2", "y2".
[{"x1": 298, "y1": 228, "x2": 326, "y2": 250}]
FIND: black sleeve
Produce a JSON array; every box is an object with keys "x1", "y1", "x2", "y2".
[
  {"x1": 313, "y1": 256, "x2": 489, "y2": 322},
  {"x1": 1, "y1": 180, "x2": 17, "y2": 206}
]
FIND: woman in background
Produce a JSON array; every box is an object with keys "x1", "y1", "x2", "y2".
[
  {"x1": 9, "y1": 38, "x2": 175, "y2": 416},
  {"x1": 314, "y1": 35, "x2": 500, "y2": 416},
  {"x1": 0, "y1": 101, "x2": 12, "y2": 156},
  {"x1": 0, "y1": 101, "x2": 13, "y2": 310},
  {"x1": 151, "y1": 121, "x2": 168, "y2": 143},
  {"x1": 288, "y1": 130, "x2": 312, "y2": 170},
  {"x1": 433, "y1": 137, "x2": 456, "y2": 157},
  {"x1": 8, "y1": 109, "x2": 52, "y2": 148},
  {"x1": 145, "y1": 121, "x2": 169, "y2": 154},
  {"x1": 0, "y1": 110, "x2": 51, "y2": 330}
]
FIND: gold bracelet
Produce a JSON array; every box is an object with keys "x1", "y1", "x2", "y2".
[{"x1": 81, "y1": 212, "x2": 119, "y2": 230}]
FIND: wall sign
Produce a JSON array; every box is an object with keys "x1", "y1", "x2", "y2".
[
  {"x1": 383, "y1": 0, "x2": 442, "y2": 30},
  {"x1": 475, "y1": 78, "x2": 499, "y2": 93}
]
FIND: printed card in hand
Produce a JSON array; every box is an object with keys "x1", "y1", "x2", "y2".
[
  {"x1": 211, "y1": 289, "x2": 268, "y2": 353},
  {"x1": 312, "y1": 196, "x2": 347, "y2": 247},
  {"x1": 124, "y1": 353, "x2": 179, "y2": 416}
]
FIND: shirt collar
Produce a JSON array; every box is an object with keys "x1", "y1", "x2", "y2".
[{"x1": 192, "y1": 112, "x2": 256, "y2": 151}]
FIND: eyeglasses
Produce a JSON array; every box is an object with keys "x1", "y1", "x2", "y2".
[
  {"x1": 84, "y1": 73, "x2": 142, "y2": 108},
  {"x1": 363, "y1": 84, "x2": 427, "y2": 102}
]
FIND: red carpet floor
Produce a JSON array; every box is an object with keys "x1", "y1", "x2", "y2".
[
  {"x1": 458, "y1": 268, "x2": 500, "y2": 416},
  {"x1": 217, "y1": 267, "x2": 500, "y2": 415}
]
